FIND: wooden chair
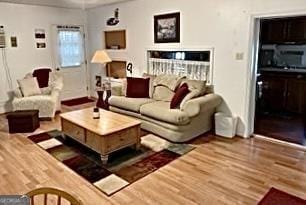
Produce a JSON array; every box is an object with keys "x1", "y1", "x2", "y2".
[{"x1": 27, "y1": 187, "x2": 82, "y2": 205}]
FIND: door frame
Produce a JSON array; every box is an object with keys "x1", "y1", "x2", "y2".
[
  {"x1": 245, "y1": 10, "x2": 306, "y2": 137},
  {"x1": 50, "y1": 24, "x2": 90, "y2": 99}
]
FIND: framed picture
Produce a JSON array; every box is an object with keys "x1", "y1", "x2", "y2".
[
  {"x1": 95, "y1": 75, "x2": 102, "y2": 88},
  {"x1": 10, "y1": 36, "x2": 17, "y2": 47},
  {"x1": 35, "y1": 29, "x2": 46, "y2": 39},
  {"x1": 36, "y1": 42, "x2": 46, "y2": 48},
  {"x1": 154, "y1": 12, "x2": 180, "y2": 43}
]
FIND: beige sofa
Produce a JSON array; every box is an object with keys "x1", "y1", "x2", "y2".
[{"x1": 109, "y1": 75, "x2": 222, "y2": 142}]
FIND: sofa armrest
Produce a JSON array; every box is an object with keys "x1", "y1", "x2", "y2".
[{"x1": 181, "y1": 94, "x2": 222, "y2": 117}]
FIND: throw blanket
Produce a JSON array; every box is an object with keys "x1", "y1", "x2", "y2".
[{"x1": 153, "y1": 74, "x2": 186, "y2": 91}]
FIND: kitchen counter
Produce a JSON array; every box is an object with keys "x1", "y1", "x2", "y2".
[{"x1": 260, "y1": 67, "x2": 306, "y2": 74}]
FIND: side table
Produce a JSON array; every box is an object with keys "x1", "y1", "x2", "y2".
[{"x1": 96, "y1": 89, "x2": 111, "y2": 110}]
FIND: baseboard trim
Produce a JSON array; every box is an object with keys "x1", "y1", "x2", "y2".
[{"x1": 253, "y1": 134, "x2": 306, "y2": 151}]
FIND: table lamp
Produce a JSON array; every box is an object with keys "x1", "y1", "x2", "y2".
[
  {"x1": 91, "y1": 50, "x2": 112, "y2": 66},
  {"x1": 91, "y1": 50, "x2": 112, "y2": 88},
  {"x1": 91, "y1": 50, "x2": 112, "y2": 110}
]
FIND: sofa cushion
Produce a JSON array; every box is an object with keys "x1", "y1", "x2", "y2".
[
  {"x1": 109, "y1": 96, "x2": 155, "y2": 112},
  {"x1": 140, "y1": 101, "x2": 190, "y2": 125},
  {"x1": 152, "y1": 86, "x2": 175, "y2": 102},
  {"x1": 126, "y1": 77, "x2": 150, "y2": 98},
  {"x1": 17, "y1": 77, "x2": 42, "y2": 97},
  {"x1": 170, "y1": 83, "x2": 190, "y2": 109}
]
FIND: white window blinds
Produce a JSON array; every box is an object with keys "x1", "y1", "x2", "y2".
[{"x1": 58, "y1": 28, "x2": 83, "y2": 68}]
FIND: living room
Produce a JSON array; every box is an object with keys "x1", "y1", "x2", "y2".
[{"x1": 0, "y1": 0, "x2": 306, "y2": 204}]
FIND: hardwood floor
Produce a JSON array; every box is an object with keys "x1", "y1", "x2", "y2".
[
  {"x1": 255, "y1": 113, "x2": 306, "y2": 145},
  {"x1": 0, "y1": 103, "x2": 306, "y2": 204}
]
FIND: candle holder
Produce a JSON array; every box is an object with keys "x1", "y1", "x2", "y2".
[{"x1": 93, "y1": 107, "x2": 100, "y2": 119}]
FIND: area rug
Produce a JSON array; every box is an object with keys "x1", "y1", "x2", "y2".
[
  {"x1": 258, "y1": 187, "x2": 306, "y2": 205},
  {"x1": 28, "y1": 130, "x2": 194, "y2": 196},
  {"x1": 61, "y1": 97, "x2": 94, "y2": 106}
]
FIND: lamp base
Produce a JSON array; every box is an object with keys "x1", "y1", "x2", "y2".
[{"x1": 96, "y1": 90, "x2": 111, "y2": 110}]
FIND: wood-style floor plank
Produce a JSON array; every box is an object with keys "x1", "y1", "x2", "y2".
[{"x1": 0, "y1": 103, "x2": 305, "y2": 204}]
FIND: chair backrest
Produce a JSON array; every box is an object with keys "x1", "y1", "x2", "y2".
[
  {"x1": 33, "y1": 68, "x2": 52, "y2": 88},
  {"x1": 27, "y1": 187, "x2": 82, "y2": 205}
]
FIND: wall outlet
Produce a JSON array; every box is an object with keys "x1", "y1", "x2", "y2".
[{"x1": 235, "y1": 52, "x2": 244, "y2": 60}]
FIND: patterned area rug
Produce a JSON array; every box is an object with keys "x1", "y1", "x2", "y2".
[
  {"x1": 28, "y1": 130, "x2": 194, "y2": 196},
  {"x1": 258, "y1": 188, "x2": 306, "y2": 205}
]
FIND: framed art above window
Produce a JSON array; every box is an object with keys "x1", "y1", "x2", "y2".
[{"x1": 154, "y1": 12, "x2": 180, "y2": 43}]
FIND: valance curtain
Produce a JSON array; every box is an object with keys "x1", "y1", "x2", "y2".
[{"x1": 148, "y1": 58, "x2": 211, "y2": 82}]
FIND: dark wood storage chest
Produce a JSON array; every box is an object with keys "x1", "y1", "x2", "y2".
[{"x1": 7, "y1": 110, "x2": 40, "y2": 133}]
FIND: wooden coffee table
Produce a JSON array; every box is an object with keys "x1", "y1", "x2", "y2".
[{"x1": 60, "y1": 108, "x2": 141, "y2": 164}]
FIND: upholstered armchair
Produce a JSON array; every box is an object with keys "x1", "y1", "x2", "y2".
[{"x1": 12, "y1": 70, "x2": 63, "y2": 118}]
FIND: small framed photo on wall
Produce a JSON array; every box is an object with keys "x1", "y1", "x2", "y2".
[{"x1": 154, "y1": 12, "x2": 180, "y2": 43}]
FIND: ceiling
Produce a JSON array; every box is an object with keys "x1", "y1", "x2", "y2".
[{"x1": 0, "y1": 0, "x2": 132, "y2": 9}]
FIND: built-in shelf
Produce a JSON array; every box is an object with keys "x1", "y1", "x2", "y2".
[
  {"x1": 106, "y1": 60, "x2": 127, "y2": 78},
  {"x1": 104, "y1": 30, "x2": 126, "y2": 49}
]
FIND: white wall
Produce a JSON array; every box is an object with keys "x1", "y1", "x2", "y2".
[
  {"x1": 0, "y1": 2, "x2": 85, "y2": 113},
  {"x1": 86, "y1": 0, "x2": 306, "y2": 137}
]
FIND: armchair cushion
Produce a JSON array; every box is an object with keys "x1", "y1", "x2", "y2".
[{"x1": 17, "y1": 77, "x2": 41, "y2": 97}]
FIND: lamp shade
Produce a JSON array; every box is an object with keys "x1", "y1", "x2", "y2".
[{"x1": 91, "y1": 50, "x2": 112, "y2": 64}]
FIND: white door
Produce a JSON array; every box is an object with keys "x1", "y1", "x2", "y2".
[{"x1": 52, "y1": 25, "x2": 88, "y2": 100}]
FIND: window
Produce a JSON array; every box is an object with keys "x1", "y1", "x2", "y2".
[{"x1": 58, "y1": 30, "x2": 83, "y2": 68}]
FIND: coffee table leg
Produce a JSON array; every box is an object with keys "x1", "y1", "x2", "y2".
[
  {"x1": 100, "y1": 154, "x2": 109, "y2": 165},
  {"x1": 134, "y1": 142, "x2": 141, "y2": 150}
]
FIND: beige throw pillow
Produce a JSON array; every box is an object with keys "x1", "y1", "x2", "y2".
[
  {"x1": 121, "y1": 78, "x2": 127, "y2": 96},
  {"x1": 181, "y1": 79, "x2": 206, "y2": 95},
  {"x1": 152, "y1": 86, "x2": 175, "y2": 102},
  {"x1": 18, "y1": 77, "x2": 41, "y2": 97},
  {"x1": 179, "y1": 79, "x2": 207, "y2": 109},
  {"x1": 142, "y1": 73, "x2": 156, "y2": 98}
]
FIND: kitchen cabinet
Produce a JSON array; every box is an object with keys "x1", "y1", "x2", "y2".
[
  {"x1": 262, "y1": 75, "x2": 287, "y2": 111},
  {"x1": 261, "y1": 72, "x2": 306, "y2": 114},
  {"x1": 286, "y1": 79, "x2": 305, "y2": 113},
  {"x1": 286, "y1": 18, "x2": 306, "y2": 43},
  {"x1": 261, "y1": 19, "x2": 287, "y2": 44},
  {"x1": 261, "y1": 17, "x2": 306, "y2": 44}
]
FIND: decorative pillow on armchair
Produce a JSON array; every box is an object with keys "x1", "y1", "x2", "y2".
[
  {"x1": 126, "y1": 77, "x2": 150, "y2": 98},
  {"x1": 17, "y1": 77, "x2": 42, "y2": 97}
]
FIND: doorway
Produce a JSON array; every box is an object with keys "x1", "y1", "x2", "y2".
[
  {"x1": 252, "y1": 16, "x2": 306, "y2": 146},
  {"x1": 52, "y1": 25, "x2": 88, "y2": 101}
]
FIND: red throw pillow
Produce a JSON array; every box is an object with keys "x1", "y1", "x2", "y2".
[
  {"x1": 170, "y1": 83, "x2": 190, "y2": 109},
  {"x1": 126, "y1": 77, "x2": 150, "y2": 98}
]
